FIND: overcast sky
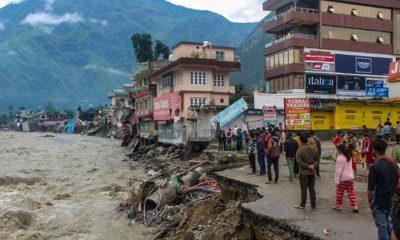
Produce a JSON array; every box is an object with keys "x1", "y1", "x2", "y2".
[
  {"x1": 166, "y1": 0, "x2": 266, "y2": 22},
  {"x1": 0, "y1": 0, "x2": 267, "y2": 23}
]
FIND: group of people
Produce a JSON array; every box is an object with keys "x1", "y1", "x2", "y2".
[
  {"x1": 237, "y1": 123, "x2": 400, "y2": 240},
  {"x1": 216, "y1": 125, "x2": 245, "y2": 152}
]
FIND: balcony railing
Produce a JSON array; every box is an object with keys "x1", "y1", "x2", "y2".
[
  {"x1": 264, "y1": 7, "x2": 319, "y2": 24},
  {"x1": 265, "y1": 33, "x2": 319, "y2": 48}
]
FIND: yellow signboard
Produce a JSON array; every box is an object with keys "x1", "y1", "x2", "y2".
[
  {"x1": 390, "y1": 106, "x2": 400, "y2": 124},
  {"x1": 335, "y1": 104, "x2": 364, "y2": 129},
  {"x1": 364, "y1": 104, "x2": 390, "y2": 128},
  {"x1": 311, "y1": 112, "x2": 333, "y2": 130}
]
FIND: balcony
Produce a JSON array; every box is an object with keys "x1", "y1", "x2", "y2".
[
  {"x1": 264, "y1": 7, "x2": 319, "y2": 34},
  {"x1": 264, "y1": 33, "x2": 319, "y2": 55},
  {"x1": 265, "y1": 63, "x2": 305, "y2": 79},
  {"x1": 321, "y1": 38, "x2": 393, "y2": 55},
  {"x1": 321, "y1": 12, "x2": 393, "y2": 32}
]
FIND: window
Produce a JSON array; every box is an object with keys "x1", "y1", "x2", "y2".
[
  {"x1": 377, "y1": 12, "x2": 384, "y2": 19},
  {"x1": 351, "y1": 9, "x2": 358, "y2": 16},
  {"x1": 220, "y1": 98, "x2": 224, "y2": 104},
  {"x1": 327, "y1": 6, "x2": 335, "y2": 13},
  {"x1": 190, "y1": 98, "x2": 206, "y2": 107},
  {"x1": 216, "y1": 51, "x2": 225, "y2": 61},
  {"x1": 214, "y1": 74, "x2": 224, "y2": 87},
  {"x1": 351, "y1": 34, "x2": 358, "y2": 41},
  {"x1": 162, "y1": 72, "x2": 172, "y2": 88},
  {"x1": 177, "y1": 72, "x2": 184, "y2": 86},
  {"x1": 144, "y1": 100, "x2": 147, "y2": 111},
  {"x1": 190, "y1": 72, "x2": 206, "y2": 85}
]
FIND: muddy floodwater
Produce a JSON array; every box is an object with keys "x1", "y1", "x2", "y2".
[{"x1": 0, "y1": 132, "x2": 156, "y2": 240}]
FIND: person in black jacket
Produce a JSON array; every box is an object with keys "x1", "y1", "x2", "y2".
[
  {"x1": 256, "y1": 132, "x2": 266, "y2": 175},
  {"x1": 284, "y1": 132, "x2": 299, "y2": 183}
]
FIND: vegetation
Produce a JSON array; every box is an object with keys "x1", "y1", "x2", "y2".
[
  {"x1": 231, "y1": 14, "x2": 273, "y2": 89},
  {"x1": 0, "y1": 0, "x2": 256, "y2": 110},
  {"x1": 230, "y1": 83, "x2": 254, "y2": 107},
  {"x1": 130, "y1": 33, "x2": 170, "y2": 62}
]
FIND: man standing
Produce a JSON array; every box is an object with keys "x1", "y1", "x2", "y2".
[
  {"x1": 284, "y1": 132, "x2": 298, "y2": 183},
  {"x1": 309, "y1": 130, "x2": 322, "y2": 178},
  {"x1": 395, "y1": 121, "x2": 400, "y2": 145},
  {"x1": 266, "y1": 135, "x2": 281, "y2": 184},
  {"x1": 295, "y1": 133, "x2": 320, "y2": 209},
  {"x1": 257, "y1": 132, "x2": 266, "y2": 175},
  {"x1": 368, "y1": 139, "x2": 398, "y2": 240}
]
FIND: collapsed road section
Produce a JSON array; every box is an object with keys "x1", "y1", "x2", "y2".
[{"x1": 120, "y1": 143, "x2": 324, "y2": 240}]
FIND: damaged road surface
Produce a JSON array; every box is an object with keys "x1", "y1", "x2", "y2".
[{"x1": 0, "y1": 132, "x2": 156, "y2": 240}]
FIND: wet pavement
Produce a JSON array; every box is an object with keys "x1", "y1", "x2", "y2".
[
  {"x1": 217, "y1": 144, "x2": 377, "y2": 240},
  {"x1": 0, "y1": 132, "x2": 156, "y2": 240}
]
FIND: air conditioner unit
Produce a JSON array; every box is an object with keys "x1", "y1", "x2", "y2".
[
  {"x1": 377, "y1": 37, "x2": 384, "y2": 44},
  {"x1": 327, "y1": 6, "x2": 335, "y2": 13},
  {"x1": 351, "y1": 34, "x2": 358, "y2": 41},
  {"x1": 377, "y1": 12, "x2": 384, "y2": 19},
  {"x1": 168, "y1": 54, "x2": 174, "y2": 61}
]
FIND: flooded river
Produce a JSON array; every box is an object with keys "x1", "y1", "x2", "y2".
[{"x1": 0, "y1": 132, "x2": 156, "y2": 240}]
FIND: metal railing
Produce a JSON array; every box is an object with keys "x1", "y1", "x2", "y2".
[
  {"x1": 264, "y1": 7, "x2": 319, "y2": 24},
  {"x1": 265, "y1": 33, "x2": 319, "y2": 48}
]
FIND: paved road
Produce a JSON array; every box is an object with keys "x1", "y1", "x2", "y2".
[{"x1": 217, "y1": 154, "x2": 377, "y2": 240}]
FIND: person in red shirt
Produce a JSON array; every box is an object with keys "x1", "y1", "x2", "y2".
[
  {"x1": 362, "y1": 130, "x2": 374, "y2": 171},
  {"x1": 333, "y1": 131, "x2": 343, "y2": 148}
]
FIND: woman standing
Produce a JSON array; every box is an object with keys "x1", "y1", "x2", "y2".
[
  {"x1": 361, "y1": 131, "x2": 374, "y2": 170},
  {"x1": 333, "y1": 144, "x2": 359, "y2": 213}
]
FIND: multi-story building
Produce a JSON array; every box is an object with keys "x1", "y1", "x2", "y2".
[
  {"x1": 131, "y1": 61, "x2": 168, "y2": 143},
  {"x1": 263, "y1": 0, "x2": 400, "y2": 99},
  {"x1": 150, "y1": 41, "x2": 240, "y2": 144}
]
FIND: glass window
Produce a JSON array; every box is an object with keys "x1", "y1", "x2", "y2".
[
  {"x1": 216, "y1": 51, "x2": 225, "y2": 61},
  {"x1": 288, "y1": 49, "x2": 294, "y2": 64},
  {"x1": 214, "y1": 74, "x2": 224, "y2": 87},
  {"x1": 284, "y1": 50, "x2": 289, "y2": 65},
  {"x1": 270, "y1": 56, "x2": 275, "y2": 69},
  {"x1": 279, "y1": 52, "x2": 284, "y2": 67},
  {"x1": 294, "y1": 49, "x2": 300, "y2": 63},
  {"x1": 274, "y1": 54, "x2": 279, "y2": 68},
  {"x1": 190, "y1": 72, "x2": 206, "y2": 85}
]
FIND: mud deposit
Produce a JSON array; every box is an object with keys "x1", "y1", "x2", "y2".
[{"x1": 0, "y1": 132, "x2": 156, "y2": 240}]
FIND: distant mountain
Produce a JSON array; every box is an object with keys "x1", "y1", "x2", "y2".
[
  {"x1": 231, "y1": 15, "x2": 273, "y2": 90},
  {"x1": 0, "y1": 0, "x2": 256, "y2": 110}
]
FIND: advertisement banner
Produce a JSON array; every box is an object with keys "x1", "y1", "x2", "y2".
[
  {"x1": 311, "y1": 112, "x2": 333, "y2": 130},
  {"x1": 389, "y1": 62, "x2": 400, "y2": 81},
  {"x1": 335, "y1": 54, "x2": 392, "y2": 76},
  {"x1": 304, "y1": 53, "x2": 335, "y2": 62},
  {"x1": 284, "y1": 98, "x2": 311, "y2": 131},
  {"x1": 335, "y1": 104, "x2": 364, "y2": 129},
  {"x1": 153, "y1": 92, "x2": 182, "y2": 121},
  {"x1": 366, "y1": 80, "x2": 389, "y2": 97},
  {"x1": 262, "y1": 106, "x2": 277, "y2": 126},
  {"x1": 210, "y1": 98, "x2": 248, "y2": 129},
  {"x1": 364, "y1": 104, "x2": 390, "y2": 128},
  {"x1": 337, "y1": 76, "x2": 366, "y2": 96},
  {"x1": 305, "y1": 74, "x2": 336, "y2": 94}
]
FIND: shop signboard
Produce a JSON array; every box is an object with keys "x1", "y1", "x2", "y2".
[
  {"x1": 311, "y1": 112, "x2": 333, "y2": 130},
  {"x1": 246, "y1": 108, "x2": 263, "y2": 116},
  {"x1": 305, "y1": 74, "x2": 336, "y2": 94},
  {"x1": 389, "y1": 61, "x2": 400, "y2": 81},
  {"x1": 210, "y1": 98, "x2": 248, "y2": 129},
  {"x1": 335, "y1": 54, "x2": 392, "y2": 76},
  {"x1": 262, "y1": 106, "x2": 277, "y2": 126},
  {"x1": 366, "y1": 80, "x2": 389, "y2": 97},
  {"x1": 284, "y1": 98, "x2": 311, "y2": 130},
  {"x1": 337, "y1": 76, "x2": 366, "y2": 96},
  {"x1": 304, "y1": 53, "x2": 335, "y2": 62},
  {"x1": 153, "y1": 92, "x2": 182, "y2": 121}
]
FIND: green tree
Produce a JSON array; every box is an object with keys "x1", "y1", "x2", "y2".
[
  {"x1": 131, "y1": 33, "x2": 153, "y2": 63},
  {"x1": 45, "y1": 102, "x2": 59, "y2": 114},
  {"x1": 230, "y1": 84, "x2": 253, "y2": 107},
  {"x1": 154, "y1": 40, "x2": 170, "y2": 60},
  {"x1": 63, "y1": 109, "x2": 75, "y2": 118},
  {"x1": 130, "y1": 33, "x2": 170, "y2": 62}
]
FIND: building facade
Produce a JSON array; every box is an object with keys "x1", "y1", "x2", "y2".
[
  {"x1": 263, "y1": 0, "x2": 400, "y2": 99},
  {"x1": 131, "y1": 61, "x2": 168, "y2": 141},
  {"x1": 151, "y1": 41, "x2": 240, "y2": 144}
]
